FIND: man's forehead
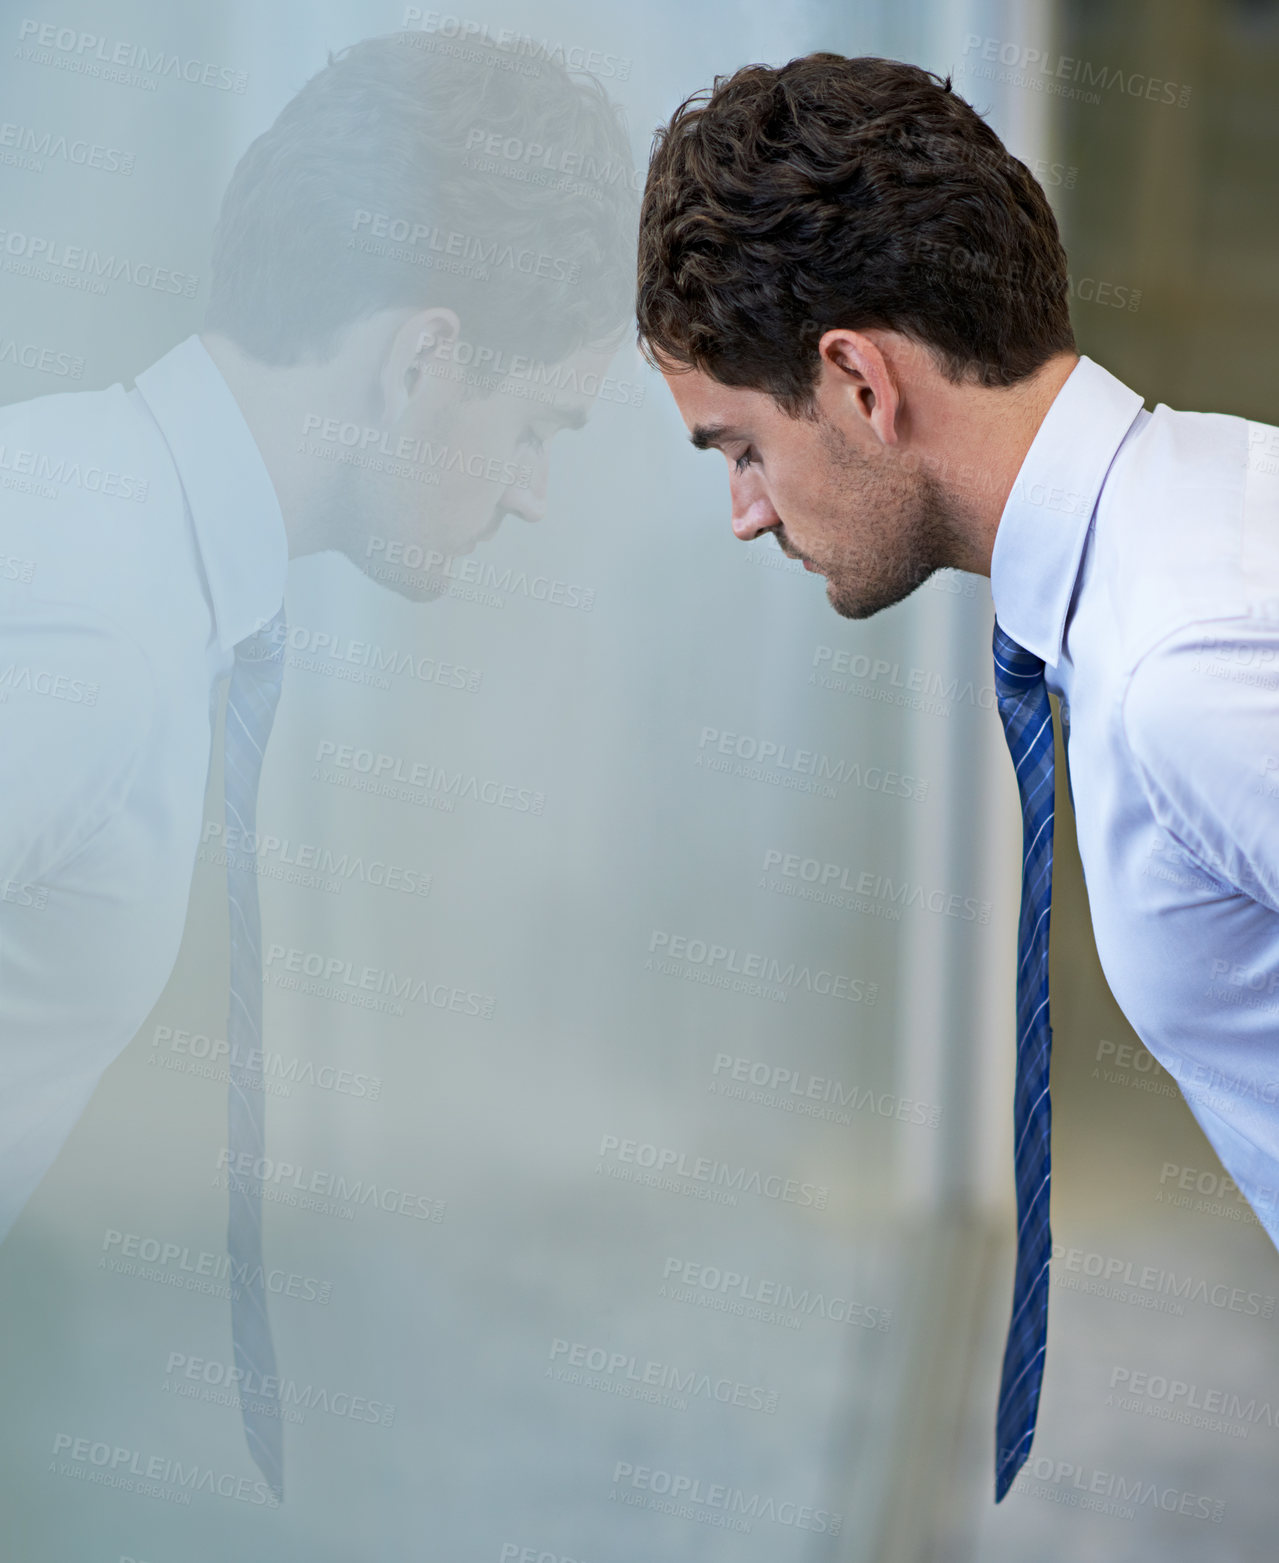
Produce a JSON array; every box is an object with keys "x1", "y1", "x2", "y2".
[{"x1": 662, "y1": 366, "x2": 765, "y2": 437}]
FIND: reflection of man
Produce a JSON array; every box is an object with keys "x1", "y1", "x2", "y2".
[
  {"x1": 638, "y1": 53, "x2": 1279, "y2": 1502},
  {"x1": 0, "y1": 28, "x2": 633, "y2": 1493}
]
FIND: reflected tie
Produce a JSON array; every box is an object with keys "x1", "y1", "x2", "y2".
[
  {"x1": 991, "y1": 620, "x2": 1055, "y2": 1503},
  {"x1": 224, "y1": 606, "x2": 287, "y2": 1503}
]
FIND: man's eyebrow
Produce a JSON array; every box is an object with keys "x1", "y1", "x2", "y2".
[{"x1": 690, "y1": 422, "x2": 743, "y2": 452}]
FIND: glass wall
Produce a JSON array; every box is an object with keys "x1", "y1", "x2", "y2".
[{"x1": 0, "y1": 1, "x2": 1043, "y2": 1559}]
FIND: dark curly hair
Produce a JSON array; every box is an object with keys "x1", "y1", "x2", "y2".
[
  {"x1": 637, "y1": 53, "x2": 1076, "y2": 415},
  {"x1": 208, "y1": 31, "x2": 637, "y2": 367}
]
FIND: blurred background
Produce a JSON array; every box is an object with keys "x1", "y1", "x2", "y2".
[{"x1": 0, "y1": 0, "x2": 1276, "y2": 1559}]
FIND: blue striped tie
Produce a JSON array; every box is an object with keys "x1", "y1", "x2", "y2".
[
  {"x1": 992, "y1": 620, "x2": 1055, "y2": 1503},
  {"x1": 224, "y1": 606, "x2": 287, "y2": 1503}
]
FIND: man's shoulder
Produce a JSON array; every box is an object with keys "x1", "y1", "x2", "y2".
[
  {"x1": 0, "y1": 375, "x2": 131, "y2": 442},
  {"x1": 1094, "y1": 402, "x2": 1274, "y2": 661},
  {"x1": 0, "y1": 373, "x2": 172, "y2": 503},
  {"x1": 0, "y1": 369, "x2": 194, "y2": 629},
  {"x1": 1107, "y1": 398, "x2": 1256, "y2": 533}
]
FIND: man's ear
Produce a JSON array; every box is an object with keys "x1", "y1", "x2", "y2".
[
  {"x1": 815, "y1": 328, "x2": 902, "y2": 449},
  {"x1": 379, "y1": 306, "x2": 462, "y2": 422}
]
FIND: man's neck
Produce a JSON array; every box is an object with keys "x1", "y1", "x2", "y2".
[{"x1": 954, "y1": 350, "x2": 1081, "y2": 577}]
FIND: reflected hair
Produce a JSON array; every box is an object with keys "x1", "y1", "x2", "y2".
[
  {"x1": 637, "y1": 53, "x2": 1076, "y2": 415},
  {"x1": 207, "y1": 31, "x2": 638, "y2": 367}
]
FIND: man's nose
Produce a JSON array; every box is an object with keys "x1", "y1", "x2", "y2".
[{"x1": 730, "y1": 476, "x2": 780, "y2": 541}]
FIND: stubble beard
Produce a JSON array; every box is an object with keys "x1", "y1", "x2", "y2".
[{"x1": 815, "y1": 424, "x2": 969, "y2": 620}]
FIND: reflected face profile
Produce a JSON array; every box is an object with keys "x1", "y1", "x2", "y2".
[
  {"x1": 664, "y1": 363, "x2": 964, "y2": 620},
  {"x1": 332, "y1": 328, "x2": 619, "y2": 602},
  {"x1": 202, "y1": 29, "x2": 638, "y2": 601}
]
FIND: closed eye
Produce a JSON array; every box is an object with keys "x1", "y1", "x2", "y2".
[{"x1": 734, "y1": 447, "x2": 755, "y2": 474}]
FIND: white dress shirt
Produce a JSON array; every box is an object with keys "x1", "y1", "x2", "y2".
[
  {"x1": 991, "y1": 354, "x2": 1279, "y2": 1245},
  {"x1": 0, "y1": 334, "x2": 288, "y2": 1237}
]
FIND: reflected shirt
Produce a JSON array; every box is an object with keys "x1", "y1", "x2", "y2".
[
  {"x1": 0, "y1": 334, "x2": 288, "y2": 1237},
  {"x1": 990, "y1": 354, "x2": 1279, "y2": 1246}
]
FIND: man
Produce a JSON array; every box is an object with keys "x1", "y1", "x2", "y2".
[
  {"x1": 637, "y1": 51, "x2": 1279, "y2": 1502},
  {"x1": 0, "y1": 27, "x2": 635, "y2": 1495}
]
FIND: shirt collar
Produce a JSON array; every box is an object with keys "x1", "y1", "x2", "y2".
[
  {"x1": 989, "y1": 354, "x2": 1145, "y2": 668},
  {"x1": 133, "y1": 334, "x2": 288, "y2": 652}
]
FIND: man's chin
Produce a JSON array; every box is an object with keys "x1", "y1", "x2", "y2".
[
  {"x1": 826, "y1": 574, "x2": 919, "y2": 621},
  {"x1": 828, "y1": 589, "x2": 876, "y2": 621}
]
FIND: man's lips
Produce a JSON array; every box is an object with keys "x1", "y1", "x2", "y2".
[{"x1": 773, "y1": 535, "x2": 820, "y2": 573}]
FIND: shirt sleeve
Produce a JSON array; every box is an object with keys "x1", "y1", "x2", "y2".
[
  {"x1": 0, "y1": 586, "x2": 156, "y2": 888},
  {"x1": 1122, "y1": 617, "x2": 1279, "y2": 914}
]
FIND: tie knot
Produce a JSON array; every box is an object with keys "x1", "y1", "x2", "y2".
[{"x1": 235, "y1": 605, "x2": 286, "y2": 669}]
